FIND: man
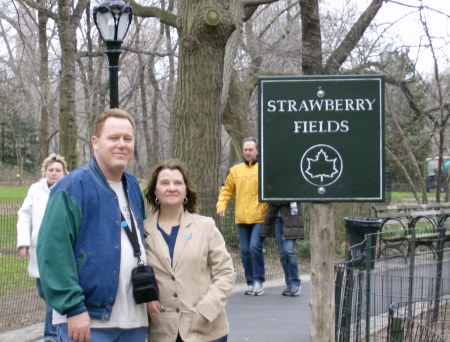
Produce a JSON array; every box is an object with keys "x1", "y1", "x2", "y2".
[
  {"x1": 37, "y1": 109, "x2": 148, "y2": 342},
  {"x1": 261, "y1": 202, "x2": 304, "y2": 297},
  {"x1": 216, "y1": 137, "x2": 268, "y2": 296}
]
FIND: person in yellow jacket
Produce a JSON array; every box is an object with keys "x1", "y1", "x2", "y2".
[{"x1": 217, "y1": 137, "x2": 268, "y2": 296}]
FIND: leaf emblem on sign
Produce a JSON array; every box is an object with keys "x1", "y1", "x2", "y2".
[{"x1": 305, "y1": 149, "x2": 339, "y2": 183}]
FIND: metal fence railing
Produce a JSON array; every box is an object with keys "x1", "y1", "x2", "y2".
[
  {"x1": 335, "y1": 228, "x2": 450, "y2": 341},
  {"x1": 0, "y1": 198, "x2": 45, "y2": 333},
  {"x1": 0, "y1": 197, "x2": 289, "y2": 334},
  {"x1": 388, "y1": 299, "x2": 450, "y2": 342}
]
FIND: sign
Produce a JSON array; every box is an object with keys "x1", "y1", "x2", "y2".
[{"x1": 259, "y1": 75, "x2": 384, "y2": 202}]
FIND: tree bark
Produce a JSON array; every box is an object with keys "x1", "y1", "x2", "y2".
[
  {"x1": 57, "y1": 0, "x2": 88, "y2": 170},
  {"x1": 172, "y1": 2, "x2": 236, "y2": 214},
  {"x1": 222, "y1": 70, "x2": 255, "y2": 158},
  {"x1": 37, "y1": 0, "x2": 50, "y2": 163}
]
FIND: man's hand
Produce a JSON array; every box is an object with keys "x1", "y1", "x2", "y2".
[
  {"x1": 18, "y1": 246, "x2": 29, "y2": 257},
  {"x1": 217, "y1": 210, "x2": 225, "y2": 217},
  {"x1": 68, "y1": 312, "x2": 90, "y2": 342}
]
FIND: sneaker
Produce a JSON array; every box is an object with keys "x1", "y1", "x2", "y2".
[
  {"x1": 282, "y1": 285, "x2": 291, "y2": 296},
  {"x1": 244, "y1": 285, "x2": 254, "y2": 295},
  {"x1": 252, "y1": 281, "x2": 264, "y2": 296},
  {"x1": 290, "y1": 284, "x2": 301, "y2": 296}
]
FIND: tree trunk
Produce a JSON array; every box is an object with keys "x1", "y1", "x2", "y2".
[
  {"x1": 37, "y1": 0, "x2": 50, "y2": 163},
  {"x1": 386, "y1": 147, "x2": 421, "y2": 203},
  {"x1": 135, "y1": 21, "x2": 152, "y2": 174},
  {"x1": 172, "y1": 2, "x2": 235, "y2": 215},
  {"x1": 222, "y1": 70, "x2": 255, "y2": 158},
  {"x1": 388, "y1": 110, "x2": 428, "y2": 203},
  {"x1": 59, "y1": 34, "x2": 78, "y2": 169},
  {"x1": 57, "y1": 0, "x2": 87, "y2": 170}
]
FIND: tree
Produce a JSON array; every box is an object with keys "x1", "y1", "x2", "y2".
[
  {"x1": 19, "y1": 0, "x2": 88, "y2": 170},
  {"x1": 37, "y1": 0, "x2": 51, "y2": 164},
  {"x1": 132, "y1": 0, "x2": 280, "y2": 211},
  {"x1": 0, "y1": 86, "x2": 38, "y2": 173}
]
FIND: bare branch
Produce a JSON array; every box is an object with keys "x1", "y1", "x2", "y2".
[
  {"x1": 242, "y1": 0, "x2": 281, "y2": 21},
  {"x1": 324, "y1": 0, "x2": 384, "y2": 74},
  {"x1": 130, "y1": 0, "x2": 178, "y2": 27},
  {"x1": 16, "y1": 0, "x2": 58, "y2": 21},
  {"x1": 242, "y1": 0, "x2": 280, "y2": 6}
]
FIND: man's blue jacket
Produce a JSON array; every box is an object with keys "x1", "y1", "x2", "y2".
[{"x1": 37, "y1": 157, "x2": 145, "y2": 320}]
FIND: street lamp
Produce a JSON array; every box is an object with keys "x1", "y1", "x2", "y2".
[{"x1": 93, "y1": 0, "x2": 132, "y2": 108}]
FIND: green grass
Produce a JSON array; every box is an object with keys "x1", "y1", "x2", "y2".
[
  {"x1": 298, "y1": 240, "x2": 311, "y2": 260},
  {"x1": 0, "y1": 186, "x2": 33, "y2": 295},
  {"x1": 0, "y1": 255, "x2": 34, "y2": 295},
  {"x1": 390, "y1": 192, "x2": 415, "y2": 200},
  {"x1": 0, "y1": 216, "x2": 17, "y2": 248},
  {"x1": 389, "y1": 191, "x2": 447, "y2": 201},
  {"x1": 0, "y1": 186, "x2": 28, "y2": 199}
]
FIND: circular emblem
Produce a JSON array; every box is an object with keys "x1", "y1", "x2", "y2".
[{"x1": 300, "y1": 144, "x2": 343, "y2": 187}]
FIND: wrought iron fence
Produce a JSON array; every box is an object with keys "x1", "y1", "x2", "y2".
[
  {"x1": 335, "y1": 226, "x2": 450, "y2": 341},
  {"x1": 388, "y1": 299, "x2": 450, "y2": 342},
  {"x1": 0, "y1": 197, "x2": 288, "y2": 333}
]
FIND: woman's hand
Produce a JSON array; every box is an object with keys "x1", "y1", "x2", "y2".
[{"x1": 147, "y1": 300, "x2": 165, "y2": 314}]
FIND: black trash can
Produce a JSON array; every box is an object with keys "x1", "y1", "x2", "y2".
[{"x1": 344, "y1": 217, "x2": 382, "y2": 269}]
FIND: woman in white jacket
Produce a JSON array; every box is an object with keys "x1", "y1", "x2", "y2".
[{"x1": 16, "y1": 153, "x2": 68, "y2": 342}]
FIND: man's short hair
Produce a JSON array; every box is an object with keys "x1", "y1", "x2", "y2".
[
  {"x1": 93, "y1": 108, "x2": 136, "y2": 137},
  {"x1": 242, "y1": 136, "x2": 257, "y2": 146}
]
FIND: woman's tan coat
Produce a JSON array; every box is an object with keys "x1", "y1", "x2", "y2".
[{"x1": 145, "y1": 210, "x2": 236, "y2": 342}]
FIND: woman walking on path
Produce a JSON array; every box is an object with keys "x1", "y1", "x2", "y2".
[{"x1": 17, "y1": 153, "x2": 68, "y2": 342}]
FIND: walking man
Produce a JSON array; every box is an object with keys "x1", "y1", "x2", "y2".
[
  {"x1": 216, "y1": 137, "x2": 268, "y2": 296},
  {"x1": 37, "y1": 109, "x2": 148, "y2": 342}
]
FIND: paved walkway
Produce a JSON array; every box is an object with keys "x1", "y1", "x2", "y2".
[{"x1": 1, "y1": 276, "x2": 311, "y2": 342}]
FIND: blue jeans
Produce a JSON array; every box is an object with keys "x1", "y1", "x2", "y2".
[
  {"x1": 274, "y1": 216, "x2": 301, "y2": 287},
  {"x1": 36, "y1": 278, "x2": 58, "y2": 342},
  {"x1": 58, "y1": 324, "x2": 147, "y2": 342},
  {"x1": 237, "y1": 223, "x2": 265, "y2": 285}
]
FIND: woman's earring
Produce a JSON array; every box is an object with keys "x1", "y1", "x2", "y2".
[
  {"x1": 183, "y1": 197, "x2": 188, "y2": 205},
  {"x1": 155, "y1": 197, "x2": 160, "y2": 205}
]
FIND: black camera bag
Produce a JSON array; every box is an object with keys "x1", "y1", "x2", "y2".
[{"x1": 131, "y1": 264, "x2": 160, "y2": 304}]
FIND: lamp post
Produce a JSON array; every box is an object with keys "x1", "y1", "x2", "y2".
[{"x1": 93, "y1": 0, "x2": 132, "y2": 108}]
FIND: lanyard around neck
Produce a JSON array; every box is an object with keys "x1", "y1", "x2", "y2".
[{"x1": 120, "y1": 180, "x2": 143, "y2": 265}]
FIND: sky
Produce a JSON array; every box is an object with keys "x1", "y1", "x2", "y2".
[{"x1": 368, "y1": 0, "x2": 450, "y2": 74}]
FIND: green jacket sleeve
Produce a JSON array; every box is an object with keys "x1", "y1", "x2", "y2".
[{"x1": 37, "y1": 191, "x2": 86, "y2": 317}]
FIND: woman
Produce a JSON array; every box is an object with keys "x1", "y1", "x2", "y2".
[
  {"x1": 16, "y1": 153, "x2": 68, "y2": 342},
  {"x1": 144, "y1": 159, "x2": 235, "y2": 342}
]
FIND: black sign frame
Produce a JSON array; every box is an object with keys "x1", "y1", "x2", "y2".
[{"x1": 258, "y1": 74, "x2": 385, "y2": 202}]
